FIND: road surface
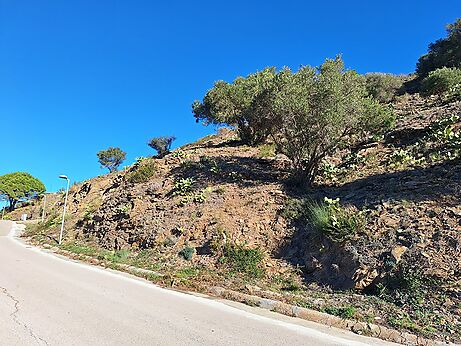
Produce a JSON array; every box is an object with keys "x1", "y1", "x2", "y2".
[{"x1": 0, "y1": 220, "x2": 398, "y2": 345}]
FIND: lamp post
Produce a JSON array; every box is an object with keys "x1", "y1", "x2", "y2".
[
  {"x1": 41, "y1": 194, "x2": 47, "y2": 222},
  {"x1": 58, "y1": 175, "x2": 70, "y2": 245}
]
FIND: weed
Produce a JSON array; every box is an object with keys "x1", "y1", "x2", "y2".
[
  {"x1": 281, "y1": 198, "x2": 307, "y2": 221},
  {"x1": 258, "y1": 143, "x2": 276, "y2": 158},
  {"x1": 309, "y1": 197, "x2": 365, "y2": 243},
  {"x1": 179, "y1": 246, "x2": 195, "y2": 260},
  {"x1": 222, "y1": 243, "x2": 264, "y2": 278},
  {"x1": 323, "y1": 306, "x2": 356, "y2": 319}
]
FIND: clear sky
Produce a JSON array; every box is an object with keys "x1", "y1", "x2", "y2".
[{"x1": 0, "y1": 0, "x2": 459, "y2": 193}]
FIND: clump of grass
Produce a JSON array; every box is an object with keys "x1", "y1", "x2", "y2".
[
  {"x1": 309, "y1": 198, "x2": 365, "y2": 243},
  {"x1": 126, "y1": 161, "x2": 156, "y2": 183},
  {"x1": 61, "y1": 243, "x2": 99, "y2": 256},
  {"x1": 179, "y1": 246, "x2": 195, "y2": 260},
  {"x1": 323, "y1": 306, "x2": 356, "y2": 319},
  {"x1": 222, "y1": 243, "x2": 264, "y2": 278},
  {"x1": 258, "y1": 143, "x2": 276, "y2": 158}
]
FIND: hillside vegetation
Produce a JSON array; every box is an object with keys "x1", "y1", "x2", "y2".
[{"x1": 8, "y1": 19, "x2": 461, "y2": 344}]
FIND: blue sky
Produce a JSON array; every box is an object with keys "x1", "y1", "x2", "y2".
[{"x1": 0, "y1": 0, "x2": 459, "y2": 194}]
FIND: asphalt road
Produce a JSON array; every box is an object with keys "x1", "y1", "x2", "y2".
[{"x1": 0, "y1": 220, "x2": 399, "y2": 345}]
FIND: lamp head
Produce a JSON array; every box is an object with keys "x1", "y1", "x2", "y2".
[{"x1": 59, "y1": 175, "x2": 68, "y2": 180}]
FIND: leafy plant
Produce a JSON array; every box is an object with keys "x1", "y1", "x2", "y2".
[
  {"x1": 97, "y1": 147, "x2": 126, "y2": 173},
  {"x1": 258, "y1": 143, "x2": 276, "y2": 158},
  {"x1": 179, "y1": 246, "x2": 195, "y2": 261},
  {"x1": 172, "y1": 178, "x2": 194, "y2": 196},
  {"x1": 323, "y1": 306, "x2": 356, "y2": 319},
  {"x1": 309, "y1": 197, "x2": 365, "y2": 243}
]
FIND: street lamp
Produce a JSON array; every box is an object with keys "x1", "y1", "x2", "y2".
[{"x1": 58, "y1": 175, "x2": 70, "y2": 245}]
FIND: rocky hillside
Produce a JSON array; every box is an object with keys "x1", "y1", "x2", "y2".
[{"x1": 17, "y1": 94, "x2": 461, "y2": 343}]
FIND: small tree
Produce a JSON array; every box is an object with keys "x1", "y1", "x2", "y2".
[
  {"x1": 97, "y1": 147, "x2": 126, "y2": 173},
  {"x1": 0, "y1": 172, "x2": 46, "y2": 211},
  {"x1": 272, "y1": 57, "x2": 394, "y2": 185},
  {"x1": 148, "y1": 136, "x2": 176, "y2": 156}
]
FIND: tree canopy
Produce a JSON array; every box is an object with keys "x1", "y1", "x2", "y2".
[
  {"x1": 416, "y1": 18, "x2": 461, "y2": 77},
  {"x1": 148, "y1": 136, "x2": 176, "y2": 156},
  {"x1": 97, "y1": 147, "x2": 126, "y2": 173},
  {"x1": 193, "y1": 56, "x2": 394, "y2": 185},
  {"x1": 0, "y1": 172, "x2": 46, "y2": 211}
]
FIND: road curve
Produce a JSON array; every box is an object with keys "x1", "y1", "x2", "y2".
[{"x1": 0, "y1": 221, "x2": 398, "y2": 346}]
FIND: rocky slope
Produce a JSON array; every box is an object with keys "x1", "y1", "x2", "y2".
[{"x1": 16, "y1": 94, "x2": 461, "y2": 343}]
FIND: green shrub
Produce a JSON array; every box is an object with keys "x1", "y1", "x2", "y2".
[
  {"x1": 281, "y1": 198, "x2": 307, "y2": 221},
  {"x1": 323, "y1": 306, "x2": 356, "y2": 319},
  {"x1": 179, "y1": 246, "x2": 195, "y2": 260},
  {"x1": 172, "y1": 178, "x2": 194, "y2": 196},
  {"x1": 309, "y1": 198, "x2": 365, "y2": 243},
  {"x1": 421, "y1": 67, "x2": 461, "y2": 96},
  {"x1": 365, "y1": 73, "x2": 404, "y2": 103},
  {"x1": 222, "y1": 243, "x2": 264, "y2": 278},
  {"x1": 126, "y1": 161, "x2": 156, "y2": 183}
]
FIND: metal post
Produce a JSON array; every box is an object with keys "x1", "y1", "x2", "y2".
[
  {"x1": 59, "y1": 176, "x2": 70, "y2": 245},
  {"x1": 41, "y1": 194, "x2": 47, "y2": 222}
]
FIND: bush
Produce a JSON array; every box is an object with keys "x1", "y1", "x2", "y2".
[
  {"x1": 420, "y1": 67, "x2": 461, "y2": 97},
  {"x1": 97, "y1": 147, "x2": 126, "y2": 173},
  {"x1": 148, "y1": 136, "x2": 176, "y2": 156},
  {"x1": 365, "y1": 73, "x2": 404, "y2": 103},
  {"x1": 126, "y1": 161, "x2": 156, "y2": 183},
  {"x1": 179, "y1": 246, "x2": 195, "y2": 261},
  {"x1": 309, "y1": 198, "x2": 365, "y2": 243},
  {"x1": 172, "y1": 178, "x2": 194, "y2": 196},
  {"x1": 222, "y1": 243, "x2": 264, "y2": 278}
]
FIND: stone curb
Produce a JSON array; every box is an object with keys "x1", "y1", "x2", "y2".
[{"x1": 207, "y1": 287, "x2": 454, "y2": 346}]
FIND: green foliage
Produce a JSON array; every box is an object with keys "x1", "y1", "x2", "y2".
[
  {"x1": 416, "y1": 18, "x2": 461, "y2": 78},
  {"x1": 199, "y1": 156, "x2": 220, "y2": 173},
  {"x1": 222, "y1": 243, "x2": 264, "y2": 278},
  {"x1": 126, "y1": 161, "x2": 156, "y2": 183},
  {"x1": 272, "y1": 57, "x2": 394, "y2": 185},
  {"x1": 365, "y1": 73, "x2": 404, "y2": 103},
  {"x1": 281, "y1": 198, "x2": 307, "y2": 221},
  {"x1": 193, "y1": 68, "x2": 278, "y2": 145},
  {"x1": 420, "y1": 67, "x2": 461, "y2": 96},
  {"x1": 172, "y1": 178, "x2": 194, "y2": 196},
  {"x1": 179, "y1": 246, "x2": 195, "y2": 260},
  {"x1": 309, "y1": 198, "x2": 365, "y2": 243},
  {"x1": 148, "y1": 136, "x2": 176, "y2": 156},
  {"x1": 389, "y1": 149, "x2": 424, "y2": 167},
  {"x1": 258, "y1": 143, "x2": 276, "y2": 158},
  {"x1": 97, "y1": 147, "x2": 126, "y2": 173},
  {"x1": 323, "y1": 306, "x2": 356, "y2": 319},
  {"x1": 0, "y1": 172, "x2": 46, "y2": 211}
]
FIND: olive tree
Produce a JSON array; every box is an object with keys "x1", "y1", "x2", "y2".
[
  {"x1": 192, "y1": 68, "x2": 277, "y2": 145},
  {"x1": 0, "y1": 172, "x2": 46, "y2": 211},
  {"x1": 97, "y1": 147, "x2": 126, "y2": 173},
  {"x1": 272, "y1": 57, "x2": 394, "y2": 185}
]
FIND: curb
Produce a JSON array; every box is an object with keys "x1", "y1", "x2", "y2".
[{"x1": 207, "y1": 287, "x2": 454, "y2": 346}]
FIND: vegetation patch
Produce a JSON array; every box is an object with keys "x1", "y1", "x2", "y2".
[
  {"x1": 309, "y1": 198, "x2": 365, "y2": 243},
  {"x1": 222, "y1": 243, "x2": 264, "y2": 278},
  {"x1": 126, "y1": 161, "x2": 156, "y2": 183}
]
